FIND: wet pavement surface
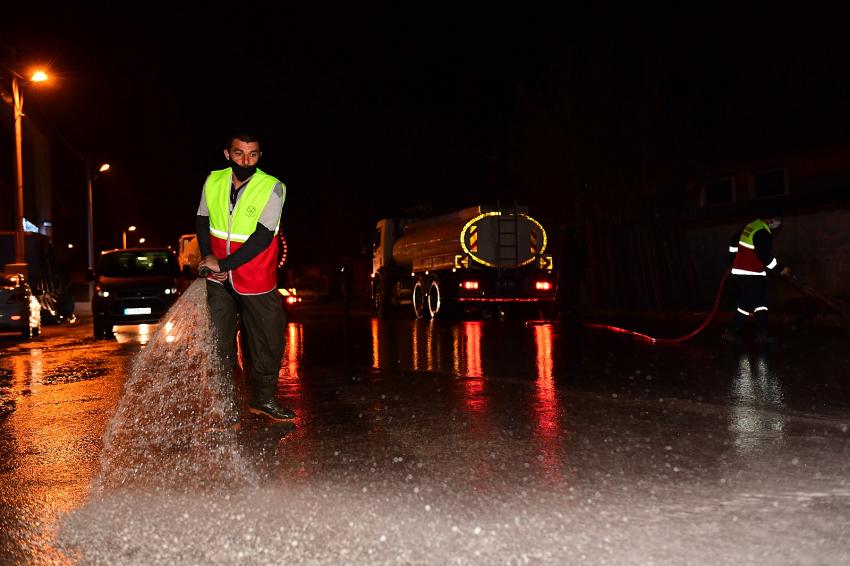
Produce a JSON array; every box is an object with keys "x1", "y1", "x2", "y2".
[{"x1": 1, "y1": 293, "x2": 849, "y2": 565}]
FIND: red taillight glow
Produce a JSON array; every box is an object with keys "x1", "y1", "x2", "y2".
[
  {"x1": 461, "y1": 280, "x2": 479, "y2": 290},
  {"x1": 535, "y1": 281, "x2": 553, "y2": 291},
  {"x1": 279, "y1": 288, "x2": 301, "y2": 305}
]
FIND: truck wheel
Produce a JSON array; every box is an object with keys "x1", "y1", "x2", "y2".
[
  {"x1": 412, "y1": 278, "x2": 428, "y2": 318},
  {"x1": 427, "y1": 277, "x2": 442, "y2": 318},
  {"x1": 372, "y1": 273, "x2": 392, "y2": 318}
]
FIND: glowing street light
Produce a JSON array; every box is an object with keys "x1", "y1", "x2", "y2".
[
  {"x1": 85, "y1": 161, "x2": 110, "y2": 299},
  {"x1": 2, "y1": 67, "x2": 49, "y2": 279},
  {"x1": 122, "y1": 225, "x2": 136, "y2": 249},
  {"x1": 138, "y1": 237, "x2": 146, "y2": 245}
]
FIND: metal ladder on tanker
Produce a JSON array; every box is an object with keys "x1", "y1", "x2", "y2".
[{"x1": 495, "y1": 201, "x2": 520, "y2": 270}]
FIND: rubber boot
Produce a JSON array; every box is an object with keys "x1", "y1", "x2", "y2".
[
  {"x1": 723, "y1": 310, "x2": 746, "y2": 343},
  {"x1": 754, "y1": 311, "x2": 776, "y2": 344},
  {"x1": 722, "y1": 327, "x2": 743, "y2": 343}
]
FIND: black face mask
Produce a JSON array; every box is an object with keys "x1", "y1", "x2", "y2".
[{"x1": 230, "y1": 161, "x2": 257, "y2": 182}]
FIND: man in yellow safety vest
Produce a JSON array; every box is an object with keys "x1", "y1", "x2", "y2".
[{"x1": 196, "y1": 132, "x2": 294, "y2": 421}]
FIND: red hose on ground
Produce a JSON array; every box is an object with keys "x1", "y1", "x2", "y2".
[{"x1": 581, "y1": 269, "x2": 731, "y2": 345}]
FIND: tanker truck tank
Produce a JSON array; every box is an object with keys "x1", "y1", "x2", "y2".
[{"x1": 371, "y1": 204, "x2": 555, "y2": 319}]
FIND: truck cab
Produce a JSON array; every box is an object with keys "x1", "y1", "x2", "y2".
[
  {"x1": 371, "y1": 218, "x2": 412, "y2": 316},
  {"x1": 372, "y1": 218, "x2": 409, "y2": 275}
]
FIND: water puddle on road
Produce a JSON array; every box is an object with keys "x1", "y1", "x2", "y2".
[
  {"x1": 0, "y1": 367, "x2": 13, "y2": 419},
  {"x1": 40, "y1": 360, "x2": 109, "y2": 385}
]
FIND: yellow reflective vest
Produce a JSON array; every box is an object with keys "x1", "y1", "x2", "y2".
[{"x1": 204, "y1": 168, "x2": 282, "y2": 294}]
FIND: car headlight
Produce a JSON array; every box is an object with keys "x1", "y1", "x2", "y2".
[
  {"x1": 164, "y1": 287, "x2": 178, "y2": 295},
  {"x1": 96, "y1": 288, "x2": 110, "y2": 298}
]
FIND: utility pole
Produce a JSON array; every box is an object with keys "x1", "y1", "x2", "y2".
[
  {"x1": 85, "y1": 159, "x2": 109, "y2": 299},
  {"x1": 7, "y1": 74, "x2": 27, "y2": 278}
]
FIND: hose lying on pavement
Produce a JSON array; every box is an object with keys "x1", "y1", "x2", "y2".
[{"x1": 551, "y1": 269, "x2": 731, "y2": 345}]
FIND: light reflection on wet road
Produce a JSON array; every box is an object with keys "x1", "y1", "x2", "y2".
[{"x1": 1, "y1": 305, "x2": 849, "y2": 564}]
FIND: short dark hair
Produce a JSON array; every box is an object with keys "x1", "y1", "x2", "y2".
[
  {"x1": 760, "y1": 203, "x2": 783, "y2": 219},
  {"x1": 226, "y1": 132, "x2": 261, "y2": 150}
]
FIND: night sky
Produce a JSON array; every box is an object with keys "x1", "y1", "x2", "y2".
[{"x1": 2, "y1": 7, "x2": 849, "y2": 270}]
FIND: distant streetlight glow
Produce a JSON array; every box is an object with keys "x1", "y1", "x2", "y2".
[{"x1": 138, "y1": 237, "x2": 146, "y2": 244}]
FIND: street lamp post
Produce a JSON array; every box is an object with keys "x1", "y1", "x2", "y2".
[
  {"x1": 85, "y1": 161, "x2": 110, "y2": 300},
  {"x1": 10, "y1": 76, "x2": 26, "y2": 276},
  {"x1": 122, "y1": 225, "x2": 136, "y2": 249},
  {"x1": 2, "y1": 69, "x2": 48, "y2": 280}
]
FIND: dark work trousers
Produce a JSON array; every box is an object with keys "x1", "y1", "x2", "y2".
[
  {"x1": 206, "y1": 280, "x2": 286, "y2": 405},
  {"x1": 730, "y1": 275, "x2": 769, "y2": 333}
]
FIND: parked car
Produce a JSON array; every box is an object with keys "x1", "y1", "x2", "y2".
[
  {"x1": 88, "y1": 248, "x2": 181, "y2": 339},
  {"x1": 0, "y1": 273, "x2": 42, "y2": 339},
  {"x1": 0, "y1": 231, "x2": 75, "y2": 324}
]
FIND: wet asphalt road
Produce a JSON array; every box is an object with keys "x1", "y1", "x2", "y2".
[{"x1": 1, "y1": 300, "x2": 849, "y2": 564}]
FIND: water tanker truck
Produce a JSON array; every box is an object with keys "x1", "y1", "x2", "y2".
[{"x1": 370, "y1": 204, "x2": 555, "y2": 318}]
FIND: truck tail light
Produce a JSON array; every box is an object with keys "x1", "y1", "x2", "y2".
[
  {"x1": 460, "y1": 280, "x2": 479, "y2": 290},
  {"x1": 535, "y1": 281, "x2": 553, "y2": 291},
  {"x1": 279, "y1": 288, "x2": 301, "y2": 304}
]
